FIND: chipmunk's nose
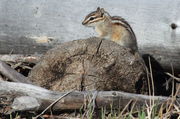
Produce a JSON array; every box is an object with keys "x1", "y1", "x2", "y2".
[{"x1": 82, "y1": 20, "x2": 86, "y2": 25}]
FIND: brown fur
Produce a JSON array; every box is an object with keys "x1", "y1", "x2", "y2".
[
  {"x1": 82, "y1": 7, "x2": 138, "y2": 52},
  {"x1": 111, "y1": 23, "x2": 126, "y2": 41}
]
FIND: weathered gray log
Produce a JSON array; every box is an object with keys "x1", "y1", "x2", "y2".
[
  {"x1": 0, "y1": 36, "x2": 54, "y2": 54},
  {"x1": 0, "y1": 60, "x2": 33, "y2": 84},
  {"x1": 0, "y1": 36, "x2": 179, "y2": 71},
  {"x1": 0, "y1": 0, "x2": 180, "y2": 71},
  {"x1": 139, "y1": 47, "x2": 180, "y2": 73},
  {"x1": 0, "y1": 81, "x2": 176, "y2": 112},
  {"x1": 28, "y1": 37, "x2": 148, "y2": 94}
]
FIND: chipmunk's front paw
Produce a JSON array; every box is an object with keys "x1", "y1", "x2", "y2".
[
  {"x1": 130, "y1": 60, "x2": 134, "y2": 65},
  {"x1": 129, "y1": 57, "x2": 139, "y2": 65}
]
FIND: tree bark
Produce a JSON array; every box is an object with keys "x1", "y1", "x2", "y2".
[{"x1": 28, "y1": 37, "x2": 148, "y2": 94}]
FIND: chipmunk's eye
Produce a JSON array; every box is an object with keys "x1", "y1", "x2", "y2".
[
  {"x1": 89, "y1": 17, "x2": 95, "y2": 21},
  {"x1": 101, "y1": 13, "x2": 104, "y2": 17}
]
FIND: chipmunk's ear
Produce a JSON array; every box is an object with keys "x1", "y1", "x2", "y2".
[
  {"x1": 100, "y1": 8, "x2": 105, "y2": 13},
  {"x1": 97, "y1": 7, "x2": 101, "y2": 11}
]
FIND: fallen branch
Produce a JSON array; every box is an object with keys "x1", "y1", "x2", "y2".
[
  {"x1": 0, "y1": 60, "x2": 33, "y2": 84},
  {"x1": 1, "y1": 81, "x2": 178, "y2": 112},
  {"x1": 165, "y1": 72, "x2": 180, "y2": 82},
  {"x1": 0, "y1": 54, "x2": 41, "y2": 63}
]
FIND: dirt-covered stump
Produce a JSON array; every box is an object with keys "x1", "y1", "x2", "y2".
[{"x1": 28, "y1": 37, "x2": 148, "y2": 93}]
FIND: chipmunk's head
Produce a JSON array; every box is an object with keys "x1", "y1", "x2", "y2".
[{"x1": 82, "y1": 7, "x2": 109, "y2": 27}]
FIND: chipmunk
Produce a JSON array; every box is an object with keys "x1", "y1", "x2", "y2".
[{"x1": 82, "y1": 7, "x2": 138, "y2": 55}]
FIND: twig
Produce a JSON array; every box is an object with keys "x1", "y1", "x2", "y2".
[
  {"x1": 148, "y1": 56, "x2": 155, "y2": 114},
  {"x1": 0, "y1": 54, "x2": 41, "y2": 63},
  {"x1": 167, "y1": 85, "x2": 180, "y2": 113},
  {"x1": 148, "y1": 57, "x2": 155, "y2": 96},
  {"x1": 165, "y1": 72, "x2": 180, "y2": 82},
  {"x1": 0, "y1": 60, "x2": 33, "y2": 84},
  {"x1": 120, "y1": 99, "x2": 133, "y2": 116},
  {"x1": 34, "y1": 90, "x2": 73, "y2": 119}
]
